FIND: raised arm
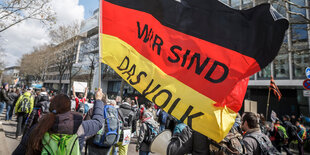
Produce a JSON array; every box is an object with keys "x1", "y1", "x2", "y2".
[
  {"x1": 84, "y1": 87, "x2": 88, "y2": 99},
  {"x1": 72, "y1": 85, "x2": 77, "y2": 98}
]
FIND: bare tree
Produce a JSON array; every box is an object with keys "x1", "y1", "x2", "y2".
[
  {"x1": 0, "y1": 0, "x2": 56, "y2": 32},
  {"x1": 49, "y1": 23, "x2": 81, "y2": 93}
]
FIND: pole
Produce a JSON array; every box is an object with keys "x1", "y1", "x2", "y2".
[
  {"x1": 98, "y1": 0, "x2": 102, "y2": 89},
  {"x1": 266, "y1": 88, "x2": 271, "y2": 119}
]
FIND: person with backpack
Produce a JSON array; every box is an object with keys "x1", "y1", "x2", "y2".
[
  {"x1": 84, "y1": 94, "x2": 120, "y2": 155},
  {"x1": 296, "y1": 120, "x2": 306, "y2": 155},
  {"x1": 0, "y1": 83, "x2": 10, "y2": 115},
  {"x1": 24, "y1": 87, "x2": 50, "y2": 135},
  {"x1": 14, "y1": 89, "x2": 34, "y2": 139},
  {"x1": 136, "y1": 111, "x2": 159, "y2": 155},
  {"x1": 13, "y1": 88, "x2": 105, "y2": 155},
  {"x1": 242, "y1": 112, "x2": 280, "y2": 155},
  {"x1": 114, "y1": 98, "x2": 136, "y2": 155},
  {"x1": 157, "y1": 108, "x2": 168, "y2": 132},
  {"x1": 72, "y1": 85, "x2": 88, "y2": 113},
  {"x1": 269, "y1": 119, "x2": 291, "y2": 155}
]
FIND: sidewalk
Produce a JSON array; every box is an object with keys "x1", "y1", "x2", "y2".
[{"x1": 0, "y1": 111, "x2": 21, "y2": 154}]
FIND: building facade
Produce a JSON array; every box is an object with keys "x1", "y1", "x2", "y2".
[
  {"x1": 219, "y1": 0, "x2": 310, "y2": 117},
  {"x1": 1, "y1": 66, "x2": 20, "y2": 87}
]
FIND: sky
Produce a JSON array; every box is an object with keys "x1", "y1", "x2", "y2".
[{"x1": 1, "y1": 0, "x2": 99, "y2": 68}]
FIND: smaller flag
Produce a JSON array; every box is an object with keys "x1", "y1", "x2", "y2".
[{"x1": 269, "y1": 76, "x2": 282, "y2": 101}]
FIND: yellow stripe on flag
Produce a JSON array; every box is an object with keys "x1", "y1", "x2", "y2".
[{"x1": 100, "y1": 34, "x2": 237, "y2": 142}]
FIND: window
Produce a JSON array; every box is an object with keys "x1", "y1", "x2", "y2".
[
  {"x1": 292, "y1": 50, "x2": 310, "y2": 79},
  {"x1": 273, "y1": 53, "x2": 289, "y2": 79},
  {"x1": 108, "y1": 81, "x2": 121, "y2": 93},
  {"x1": 257, "y1": 63, "x2": 271, "y2": 79}
]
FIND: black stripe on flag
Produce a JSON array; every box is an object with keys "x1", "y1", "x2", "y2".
[{"x1": 104, "y1": 0, "x2": 288, "y2": 69}]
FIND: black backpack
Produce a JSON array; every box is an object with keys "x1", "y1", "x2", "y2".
[
  {"x1": 247, "y1": 133, "x2": 280, "y2": 155},
  {"x1": 143, "y1": 122, "x2": 159, "y2": 145}
]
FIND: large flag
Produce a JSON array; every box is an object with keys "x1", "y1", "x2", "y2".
[
  {"x1": 270, "y1": 76, "x2": 282, "y2": 101},
  {"x1": 99, "y1": 0, "x2": 288, "y2": 142}
]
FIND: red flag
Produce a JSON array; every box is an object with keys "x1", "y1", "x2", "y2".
[{"x1": 270, "y1": 76, "x2": 282, "y2": 101}]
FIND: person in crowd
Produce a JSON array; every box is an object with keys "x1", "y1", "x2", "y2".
[
  {"x1": 242, "y1": 112, "x2": 278, "y2": 155},
  {"x1": 72, "y1": 86, "x2": 88, "y2": 112},
  {"x1": 136, "y1": 111, "x2": 159, "y2": 155},
  {"x1": 131, "y1": 100, "x2": 139, "y2": 137},
  {"x1": 157, "y1": 108, "x2": 169, "y2": 132},
  {"x1": 167, "y1": 122, "x2": 212, "y2": 155},
  {"x1": 14, "y1": 89, "x2": 34, "y2": 139},
  {"x1": 113, "y1": 97, "x2": 136, "y2": 155},
  {"x1": 139, "y1": 104, "x2": 145, "y2": 121},
  {"x1": 5, "y1": 88, "x2": 15, "y2": 121},
  {"x1": 0, "y1": 83, "x2": 10, "y2": 115},
  {"x1": 116, "y1": 96, "x2": 122, "y2": 106},
  {"x1": 13, "y1": 88, "x2": 104, "y2": 155},
  {"x1": 24, "y1": 87, "x2": 50, "y2": 134},
  {"x1": 83, "y1": 93, "x2": 113, "y2": 155},
  {"x1": 89, "y1": 95, "x2": 95, "y2": 104},
  {"x1": 291, "y1": 115, "x2": 297, "y2": 125},
  {"x1": 144, "y1": 102, "x2": 155, "y2": 119},
  {"x1": 282, "y1": 115, "x2": 298, "y2": 149},
  {"x1": 269, "y1": 119, "x2": 291, "y2": 155},
  {"x1": 10, "y1": 88, "x2": 20, "y2": 116},
  {"x1": 296, "y1": 120, "x2": 306, "y2": 155}
]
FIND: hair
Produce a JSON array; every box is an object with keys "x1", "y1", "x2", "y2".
[
  {"x1": 26, "y1": 94, "x2": 71, "y2": 155},
  {"x1": 146, "y1": 102, "x2": 152, "y2": 109},
  {"x1": 242, "y1": 112, "x2": 258, "y2": 129},
  {"x1": 41, "y1": 87, "x2": 46, "y2": 92},
  {"x1": 259, "y1": 114, "x2": 266, "y2": 124}
]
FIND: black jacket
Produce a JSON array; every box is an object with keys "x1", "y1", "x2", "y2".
[
  {"x1": 168, "y1": 126, "x2": 211, "y2": 155},
  {"x1": 118, "y1": 103, "x2": 135, "y2": 127},
  {"x1": 0, "y1": 89, "x2": 10, "y2": 103}
]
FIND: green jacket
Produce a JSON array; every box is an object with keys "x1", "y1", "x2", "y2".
[{"x1": 14, "y1": 92, "x2": 34, "y2": 114}]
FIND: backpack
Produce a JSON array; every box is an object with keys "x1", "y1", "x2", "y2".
[
  {"x1": 159, "y1": 110, "x2": 168, "y2": 124},
  {"x1": 93, "y1": 105, "x2": 119, "y2": 147},
  {"x1": 19, "y1": 96, "x2": 31, "y2": 113},
  {"x1": 143, "y1": 122, "x2": 159, "y2": 145},
  {"x1": 77, "y1": 103, "x2": 85, "y2": 114},
  {"x1": 247, "y1": 133, "x2": 280, "y2": 155},
  {"x1": 275, "y1": 125, "x2": 288, "y2": 144},
  {"x1": 42, "y1": 132, "x2": 80, "y2": 155},
  {"x1": 210, "y1": 127, "x2": 245, "y2": 155}
]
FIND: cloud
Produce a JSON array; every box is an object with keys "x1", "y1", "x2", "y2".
[{"x1": 1, "y1": 0, "x2": 84, "y2": 67}]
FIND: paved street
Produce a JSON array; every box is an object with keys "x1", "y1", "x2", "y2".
[{"x1": 0, "y1": 111, "x2": 159, "y2": 155}]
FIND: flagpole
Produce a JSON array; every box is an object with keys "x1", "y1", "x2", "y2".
[
  {"x1": 266, "y1": 87, "x2": 271, "y2": 119},
  {"x1": 98, "y1": 0, "x2": 102, "y2": 89}
]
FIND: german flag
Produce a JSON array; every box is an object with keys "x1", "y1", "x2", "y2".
[
  {"x1": 99, "y1": 0, "x2": 288, "y2": 142},
  {"x1": 270, "y1": 76, "x2": 282, "y2": 101}
]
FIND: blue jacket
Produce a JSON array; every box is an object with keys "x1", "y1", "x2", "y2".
[{"x1": 12, "y1": 100, "x2": 104, "y2": 154}]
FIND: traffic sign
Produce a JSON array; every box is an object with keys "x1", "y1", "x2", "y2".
[
  {"x1": 303, "y1": 79, "x2": 310, "y2": 90},
  {"x1": 306, "y1": 67, "x2": 310, "y2": 79},
  {"x1": 304, "y1": 90, "x2": 310, "y2": 97}
]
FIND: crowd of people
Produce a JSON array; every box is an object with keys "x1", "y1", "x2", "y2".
[{"x1": 0, "y1": 82, "x2": 309, "y2": 155}]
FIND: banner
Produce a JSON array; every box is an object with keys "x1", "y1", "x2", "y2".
[
  {"x1": 100, "y1": 0, "x2": 288, "y2": 142},
  {"x1": 73, "y1": 81, "x2": 87, "y2": 93}
]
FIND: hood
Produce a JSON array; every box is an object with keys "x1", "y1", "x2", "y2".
[
  {"x1": 40, "y1": 92, "x2": 48, "y2": 96},
  {"x1": 120, "y1": 102, "x2": 132, "y2": 110},
  {"x1": 23, "y1": 92, "x2": 32, "y2": 97},
  {"x1": 50, "y1": 111, "x2": 83, "y2": 134}
]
